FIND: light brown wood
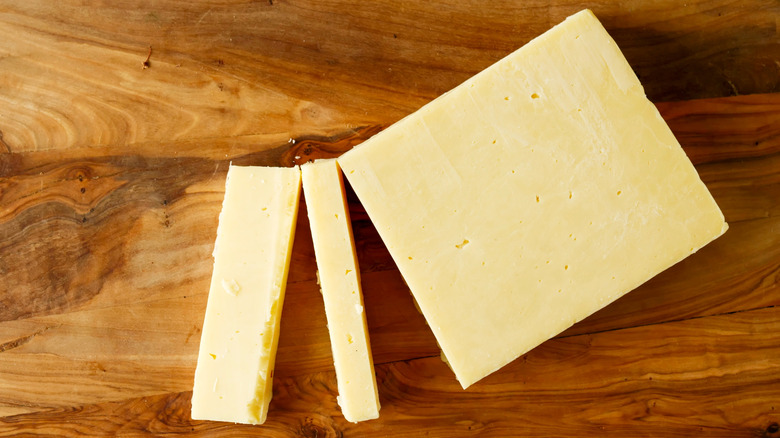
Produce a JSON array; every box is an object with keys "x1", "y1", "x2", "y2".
[
  {"x1": 0, "y1": 0, "x2": 777, "y2": 153},
  {"x1": 1, "y1": 0, "x2": 779, "y2": 435},
  {"x1": 2, "y1": 307, "x2": 778, "y2": 437}
]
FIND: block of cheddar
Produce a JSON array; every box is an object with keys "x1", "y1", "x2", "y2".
[
  {"x1": 338, "y1": 9, "x2": 727, "y2": 389},
  {"x1": 301, "y1": 159, "x2": 380, "y2": 423},
  {"x1": 192, "y1": 165, "x2": 301, "y2": 424}
]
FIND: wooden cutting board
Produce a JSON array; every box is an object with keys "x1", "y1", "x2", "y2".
[{"x1": 1, "y1": 1, "x2": 779, "y2": 436}]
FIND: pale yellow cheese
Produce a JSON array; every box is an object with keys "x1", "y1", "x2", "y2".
[
  {"x1": 301, "y1": 159, "x2": 380, "y2": 423},
  {"x1": 192, "y1": 165, "x2": 301, "y2": 424},
  {"x1": 337, "y1": 9, "x2": 727, "y2": 389}
]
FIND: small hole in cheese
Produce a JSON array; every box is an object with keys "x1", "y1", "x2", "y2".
[
  {"x1": 565, "y1": 265, "x2": 569, "y2": 270},
  {"x1": 617, "y1": 190, "x2": 622, "y2": 196},
  {"x1": 209, "y1": 353, "x2": 216, "y2": 360},
  {"x1": 531, "y1": 93, "x2": 539, "y2": 99},
  {"x1": 536, "y1": 195, "x2": 540, "y2": 203},
  {"x1": 345, "y1": 269, "x2": 352, "y2": 275},
  {"x1": 504, "y1": 96, "x2": 510, "y2": 100},
  {"x1": 347, "y1": 334, "x2": 354, "y2": 344}
]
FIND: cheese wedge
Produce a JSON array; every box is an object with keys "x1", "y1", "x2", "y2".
[
  {"x1": 301, "y1": 159, "x2": 380, "y2": 422},
  {"x1": 337, "y1": 9, "x2": 727, "y2": 389},
  {"x1": 192, "y1": 165, "x2": 301, "y2": 424}
]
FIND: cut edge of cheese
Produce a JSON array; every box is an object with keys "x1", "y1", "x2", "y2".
[
  {"x1": 301, "y1": 159, "x2": 381, "y2": 423},
  {"x1": 338, "y1": 9, "x2": 728, "y2": 389},
  {"x1": 191, "y1": 164, "x2": 301, "y2": 424}
]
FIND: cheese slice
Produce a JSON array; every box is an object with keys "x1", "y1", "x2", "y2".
[
  {"x1": 192, "y1": 165, "x2": 301, "y2": 424},
  {"x1": 301, "y1": 159, "x2": 380, "y2": 423},
  {"x1": 337, "y1": 9, "x2": 728, "y2": 389}
]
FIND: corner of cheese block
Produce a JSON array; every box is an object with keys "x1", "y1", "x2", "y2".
[
  {"x1": 334, "y1": 152, "x2": 355, "y2": 177},
  {"x1": 300, "y1": 159, "x2": 315, "y2": 173},
  {"x1": 340, "y1": 389, "x2": 380, "y2": 423},
  {"x1": 693, "y1": 218, "x2": 729, "y2": 254},
  {"x1": 564, "y1": 8, "x2": 596, "y2": 22},
  {"x1": 301, "y1": 158, "x2": 341, "y2": 195}
]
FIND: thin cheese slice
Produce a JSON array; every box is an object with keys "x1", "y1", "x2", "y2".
[
  {"x1": 301, "y1": 159, "x2": 380, "y2": 423},
  {"x1": 337, "y1": 9, "x2": 728, "y2": 389},
  {"x1": 192, "y1": 165, "x2": 301, "y2": 424}
]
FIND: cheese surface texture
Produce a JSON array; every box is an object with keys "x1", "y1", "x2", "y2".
[
  {"x1": 192, "y1": 165, "x2": 301, "y2": 424},
  {"x1": 337, "y1": 10, "x2": 727, "y2": 388},
  {"x1": 301, "y1": 159, "x2": 380, "y2": 423}
]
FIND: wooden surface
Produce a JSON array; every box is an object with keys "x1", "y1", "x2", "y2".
[{"x1": 1, "y1": 0, "x2": 779, "y2": 436}]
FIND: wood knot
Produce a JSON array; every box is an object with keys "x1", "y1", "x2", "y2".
[
  {"x1": 298, "y1": 416, "x2": 339, "y2": 438},
  {"x1": 67, "y1": 165, "x2": 94, "y2": 182},
  {"x1": 300, "y1": 423, "x2": 324, "y2": 438},
  {"x1": 455, "y1": 420, "x2": 484, "y2": 431},
  {"x1": 766, "y1": 422, "x2": 780, "y2": 437},
  {"x1": 282, "y1": 125, "x2": 384, "y2": 166}
]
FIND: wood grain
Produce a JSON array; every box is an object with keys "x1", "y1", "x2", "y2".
[
  {"x1": 0, "y1": 0, "x2": 777, "y2": 152},
  {"x1": 1, "y1": 92, "x2": 778, "y2": 429},
  {"x1": 2, "y1": 307, "x2": 778, "y2": 437},
  {"x1": 1, "y1": 0, "x2": 778, "y2": 435}
]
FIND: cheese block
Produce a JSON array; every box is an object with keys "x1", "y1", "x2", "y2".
[
  {"x1": 337, "y1": 9, "x2": 728, "y2": 389},
  {"x1": 192, "y1": 165, "x2": 301, "y2": 424},
  {"x1": 301, "y1": 159, "x2": 380, "y2": 423}
]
